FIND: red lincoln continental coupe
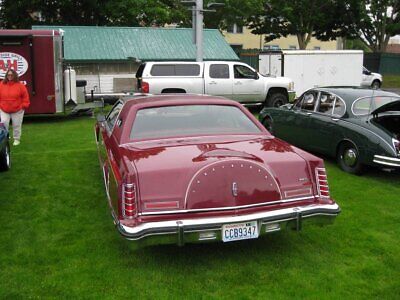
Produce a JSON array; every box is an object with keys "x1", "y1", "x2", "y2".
[{"x1": 95, "y1": 94, "x2": 340, "y2": 246}]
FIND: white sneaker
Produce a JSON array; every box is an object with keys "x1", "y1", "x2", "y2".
[{"x1": 13, "y1": 140, "x2": 20, "y2": 146}]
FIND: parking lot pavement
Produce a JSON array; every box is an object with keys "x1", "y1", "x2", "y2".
[{"x1": 383, "y1": 88, "x2": 400, "y2": 94}]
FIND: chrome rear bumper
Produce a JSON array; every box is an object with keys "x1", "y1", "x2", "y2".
[
  {"x1": 117, "y1": 203, "x2": 340, "y2": 247},
  {"x1": 373, "y1": 155, "x2": 400, "y2": 167}
]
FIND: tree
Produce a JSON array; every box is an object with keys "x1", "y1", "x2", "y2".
[
  {"x1": 314, "y1": 0, "x2": 363, "y2": 43},
  {"x1": 0, "y1": 0, "x2": 190, "y2": 28},
  {"x1": 247, "y1": 0, "x2": 341, "y2": 49},
  {"x1": 357, "y1": 0, "x2": 400, "y2": 52},
  {"x1": 314, "y1": 0, "x2": 400, "y2": 52},
  {"x1": 0, "y1": 0, "x2": 109, "y2": 28},
  {"x1": 104, "y1": 0, "x2": 190, "y2": 27},
  {"x1": 202, "y1": 0, "x2": 261, "y2": 30},
  {"x1": 0, "y1": 0, "x2": 37, "y2": 28}
]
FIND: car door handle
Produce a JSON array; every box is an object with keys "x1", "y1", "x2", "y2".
[
  {"x1": 331, "y1": 118, "x2": 339, "y2": 122},
  {"x1": 234, "y1": 82, "x2": 242, "y2": 85},
  {"x1": 306, "y1": 112, "x2": 312, "y2": 115},
  {"x1": 209, "y1": 81, "x2": 217, "y2": 85}
]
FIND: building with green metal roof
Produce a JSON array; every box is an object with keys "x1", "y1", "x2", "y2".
[
  {"x1": 33, "y1": 25, "x2": 238, "y2": 62},
  {"x1": 32, "y1": 25, "x2": 239, "y2": 93}
]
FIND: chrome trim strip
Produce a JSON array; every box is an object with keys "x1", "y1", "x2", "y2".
[
  {"x1": 373, "y1": 155, "x2": 400, "y2": 167},
  {"x1": 332, "y1": 95, "x2": 347, "y2": 118},
  {"x1": 351, "y1": 96, "x2": 372, "y2": 116},
  {"x1": 101, "y1": 165, "x2": 119, "y2": 224},
  {"x1": 105, "y1": 100, "x2": 124, "y2": 135},
  {"x1": 120, "y1": 203, "x2": 340, "y2": 238},
  {"x1": 139, "y1": 195, "x2": 316, "y2": 216},
  {"x1": 373, "y1": 161, "x2": 400, "y2": 167},
  {"x1": 242, "y1": 102, "x2": 264, "y2": 107},
  {"x1": 374, "y1": 155, "x2": 400, "y2": 162},
  {"x1": 183, "y1": 158, "x2": 283, "y2": 209},
  {"x1": 102, "y1": 165, "x2": 110, "y2": 200},
  {"x1": 284, "y1": 188, "x2": 312, "y2": 198}
]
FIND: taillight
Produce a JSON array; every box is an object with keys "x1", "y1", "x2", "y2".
[
  {"x1": 141, "y1": 81, "x2": 149, "y2": 93},
  {"x1": 393, "y1": 138, "x2": 400, "y2": 156},
  {"x1": 122, "y1": 180, "x2": 137, "y2": 219},
  {"x1": 315, "y1": 168, "x2": 330, "y2": 199}
]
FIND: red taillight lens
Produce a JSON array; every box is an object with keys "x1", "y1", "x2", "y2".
[
  {"x1": 315, "y1": 168, "x2": 330, "y2": 199},
  {"x1": 141, "y1": 81, "x2": 149, "y2": 93},
  {"x1": 122, "y1": 182, "x2": 137, "y2": 219}
]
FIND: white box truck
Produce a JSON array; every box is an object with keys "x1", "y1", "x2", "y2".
[{"x1": 259, "y1": 50, "x2": 364, "y2": 96}]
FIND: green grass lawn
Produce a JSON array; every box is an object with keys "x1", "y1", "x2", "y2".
[
  {"x1": 1, "y1": 116, "x2": 399, "y2": 298},
  {"x1": 382, "y1": 75, "x2": 400, "y2": 89}
]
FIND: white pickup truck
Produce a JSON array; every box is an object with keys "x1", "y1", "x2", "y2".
[
  {"x1": 362, "y1": 66, "x2": 383, "y2": 89},
  {"x1": 136, "y1": 61, "x2": 295, "y2": 107}
]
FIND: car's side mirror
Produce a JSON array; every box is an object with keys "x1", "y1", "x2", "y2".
[
  {"x1": 363, "y1": 70, "x2": 371, "y2": 75},
  {"x1": 252, "y1": 73, "x2": 259, "y2": 80}
]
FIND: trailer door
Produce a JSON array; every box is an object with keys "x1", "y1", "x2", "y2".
[
  {"x1": 0, "y1": 35, "x2": 34, "y2": 99},
  {"x1": 259, "y1": 51, "x2": 282, "y2": 76},
  {"x1": 0, "y1": 33, "x2": 58, "y2": 114}
]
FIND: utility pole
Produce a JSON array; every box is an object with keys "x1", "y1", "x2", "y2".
[
  {"x1": 182, "y1": 1, "x2": 223, "y2": 62},
  {"x1": 195, "y1": 0, "x2": 204, "y2": 62}
]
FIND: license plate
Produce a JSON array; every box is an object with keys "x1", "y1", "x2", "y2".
[{"x1": 222, "y1": 221, "x2": 259, "y2": 242}]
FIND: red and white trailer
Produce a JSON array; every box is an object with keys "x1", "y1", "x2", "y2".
[{"x1": 0, "y1": 29, "x2": 96, "y2": 114}]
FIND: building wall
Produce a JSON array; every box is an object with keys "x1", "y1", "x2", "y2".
[
  {"x1": 71, "y1": 62, "x2": 139, "y2": 93},
  {"x1": 387, "y1": 44, "x2": 400, "y2": 54},
  {"x1": 223, "y1": 27, "x2": 338, "y2": 50},
  {"x1": 76, "y1": 73, "x2": 137, "y2": 93}
]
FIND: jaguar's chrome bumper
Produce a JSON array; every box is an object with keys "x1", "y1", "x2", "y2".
[
  {"x1": 117, "y1": 203, "x2": 340, "y2": 247},
  {"x1": 373, "y1": 155, "x2": 400, "y2": 168}
]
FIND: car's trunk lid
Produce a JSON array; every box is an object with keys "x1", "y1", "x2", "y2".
[{"x1": 122, "y1": 136, "x2": 316, "y2": 214}]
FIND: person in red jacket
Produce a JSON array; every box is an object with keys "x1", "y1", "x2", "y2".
[{"x1": 0, "y1": 69, "x2": 30, "y2": 146}]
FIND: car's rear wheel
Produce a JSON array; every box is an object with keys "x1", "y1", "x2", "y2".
[
  {"x1": 262, "y1": 117, "x2": 274, "y2": 134},
  {"x1": 337, "y1": 142, "x2": 363, "y2": 174},
  {"x1": 0, "y1": 142, "x2": 11, "y2": 172},
  {"x1": 371, "y1": 80, "x2": 381, "y2": 89},
  {"x1": 266, "y1": 92, "x2": 287, "y2": 107}
]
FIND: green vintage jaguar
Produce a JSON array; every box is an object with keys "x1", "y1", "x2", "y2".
[{"x1": 259, "y1": 87, "x2": 400, "y2": 174}]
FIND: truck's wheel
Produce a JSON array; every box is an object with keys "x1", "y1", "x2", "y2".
[
  {"x1": 371, "y1": 80, "x2": 381, "y2": 89},
  {"x1": 266, "y1": 93, "x2": 288, "y2": 107},
  {"x1": 337, "y1": 142, "x2": 363, "y2": 175},
  {"x1": 0, "y1": 142, "x2": 11, "y2": 172}
]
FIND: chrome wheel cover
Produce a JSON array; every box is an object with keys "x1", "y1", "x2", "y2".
[{"x1": 343, "y1": 148, "x2": 357, "y2": 167}]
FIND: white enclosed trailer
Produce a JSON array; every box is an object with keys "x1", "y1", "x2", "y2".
[{"x1": 259, "y1": 50, "x2": 364, "y2": 96}]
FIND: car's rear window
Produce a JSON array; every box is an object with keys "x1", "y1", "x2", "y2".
[
  {"x1": 130, "y1": 105, "x2": 261, "y2": 140},
  {"x1": 352, "y1": 96, "x2": 400, "y2": 115},
  {"x1": 150, "y1": 64, "x2": 201, "y2": 76}
]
